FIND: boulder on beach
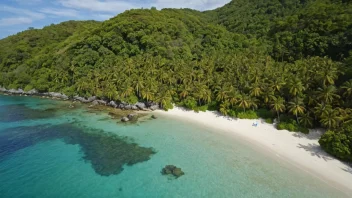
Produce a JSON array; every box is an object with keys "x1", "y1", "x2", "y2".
[
  {"x1": 136, "y1": 102, "x2": 146, "y2": 110},
  {"x1": 87, "y1": 96, "x2": 97, "y2": 102},
  {"x1": 121, "y1": 117, "x2": 129, "y2": 122},
  {"x1": 149, "y1": 105, "x2": 159, "y2": 111},
  {"x1": 131, "y1": 105, "x2": 138, "y2": 110},
  {"x1": 161, "y1": 165, "x2": 184, "y2": 178},
  {"x1": 108, "y1": 101, "x2": 118, "y2": 108},
  {"x1": 26, "y1": 89, "x2": 38, "y2": 95},
  {"x1": 74, "y1": 96, "x2": 89, "y2": 103}
]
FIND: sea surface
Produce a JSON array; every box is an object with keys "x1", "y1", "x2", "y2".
[{"x1": 0, "y1": 95, "x2": 348, "y2": 198}]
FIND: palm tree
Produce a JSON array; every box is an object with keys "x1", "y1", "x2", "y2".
[
  {"x1": 318, "y1": 59, "x2": 338, "y2": 86},
  {"x1": 261, "y1": 87, "x2": 276, "y2": 105},
  {"x1": 298, "y1": 113, "x2": 313, "y2": 128},
  {"x1": 219, "y1": 101, "x2": 229, "y2": 116},
  {"x1": 215, "y1": 86, "x2": 229, "y2": 102},
  {"x1": 270, "y1": 77, "x2": 286, "y2": 93},
  {"x1": 237, "y1": 94, "x2": 251, "y2": 112},
  {"x1": 141, "y1": 87, "x2": 154, "y2": 102},
  {"x1": 156, "y1": 92, "x2": 172, "y2": 109},
  {"x1": 249, "y1": 83, "x2": 262, "y2": 97},
  {"x1": 316, "y1": 85, "x2": 340, "y2": 105},
  {"x1": 270, "y1": 96, "x2": 285, "y2": 122},
  {"x1": 228, "y1": 90, "x2": 240, "y2": 107},
  {"x1": 288, "y1": 77, "x2": 304, "y2": 97},
  {"x1": 341, "y1": 80, "x2": 352, "y2": 98},
  {"x1": 313, "y1": 103, "x2": 330, "y2": 120},
  {"x1": 288, "y1": 97, "x2": 306, "y2": 124},
  {"x1": 320, "y1": 108, "x2": 341, "y2": 129},
  {"x1": 179, "y1": 84, "x2": 192, "y2": 99},
  {"x1": 133, "y1": 76, "x2": 144, "y2": 97}
]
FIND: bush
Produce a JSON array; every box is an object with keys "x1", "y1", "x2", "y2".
[
  {"x1": 207, "y1": 101, "x2": 218, "y2": 111},
  {"x1": 162, "y1": 101, "x2": 173, "y2": 111},
  {"x1": 237, "y1": 110, "x2": 258, "y2": 119},
  {"x1": 8, "y1": 84, "x2": 18, "y2": 89},
  {"x1": 198, "y1": 105, "x2": 208, "y2": 112},
  {"x1": 319, "y1": 130, "x2": 352, "y2": 162},
  {"x1": 62, "y1": 86, "x2": 76, "y2": 97},
  {"x1": 256, "y1": 109, "x2": 274, "y2": 119},
  {"x1": 276, "y1": 120, "x2": 309, "y2": 134},
  {"x1": 228, "y1": 109, "x2": 237, "y2": 118},
  {"x1": 183, "y1": 97, "x2": 197, "y2": 110},
  {"x1": 265, "y1": 118, "x2": 273, "y2": 124},
  {"x1": 24, "y1": 84, "x2": 34, "y2": 92}
]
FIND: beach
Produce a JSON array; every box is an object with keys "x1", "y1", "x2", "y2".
[{"x1": 155, "y1": 107, "x2": 352, "y2": 194}]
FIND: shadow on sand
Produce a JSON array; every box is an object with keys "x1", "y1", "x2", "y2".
[{"x1": 297, "y1": 143, "x2": 335, "y2": 161}]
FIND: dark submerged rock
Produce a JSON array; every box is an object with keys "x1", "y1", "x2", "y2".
[
  {"x1": 151, "y1": 115, "x2": 157, "y2": 119},
  {"x1": 161, "y1": 165, "x2": 184, "y2": 178},
  {"x1": 0, "y1": 124, "x2": 156, "y2": 176},
  {"x1": 127, "y1": 114, "x2": 137, "y2": 120}
]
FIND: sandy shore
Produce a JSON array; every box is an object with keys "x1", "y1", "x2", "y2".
[{"x1": 155, "y1": 107, "x2": 352, "y2": 194}]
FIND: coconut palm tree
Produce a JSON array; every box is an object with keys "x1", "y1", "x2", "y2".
[
  {"x1": 288, "y1": 97, "x2": 306, "y2": 123},
  {"x1": 288, "y1": 77, "x2": 305, "y2": 97},
  {"x1": 219, "y1": 101, "x2": 229, "y2": 116},
  {"x1": 341, "y1": 80, "x2": 352, "y2": 98},
  {"x1": 316, "y1": 85, "x2": 340, "y2": 105},
  {"x1": 298, "y1": 113, "x2": 313, "y2": 128},
  {"x1": 237, "y1": 94, "x2": 251, "y2": 112},
  {"x1": 320, "y1": 108, "x2": 341, "y2": 129},
  {"x1": 270, "y1": 96, "x2": 285, "y2": 122}
]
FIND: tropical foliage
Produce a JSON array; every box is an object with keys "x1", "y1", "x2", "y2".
[{"x1": 0, "y1": 1, "x2": 352, "y2": 161}]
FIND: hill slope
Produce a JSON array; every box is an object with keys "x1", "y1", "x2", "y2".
[{"x1": 208, "y1": 0, "x2": 352, "y2": 61}]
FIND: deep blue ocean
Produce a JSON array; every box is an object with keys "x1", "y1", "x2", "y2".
[{"x1": 0, "y1": 95, "x2": 348, "y2": 197}]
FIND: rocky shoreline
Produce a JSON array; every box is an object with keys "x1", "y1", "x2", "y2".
[{"x1": 0, "y1": 87, "x2": 160, "y2": 112}]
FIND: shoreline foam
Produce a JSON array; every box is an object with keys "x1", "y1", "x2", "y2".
[{"x1": 155, "y1": 107, "x2": 352, "y2": 195}]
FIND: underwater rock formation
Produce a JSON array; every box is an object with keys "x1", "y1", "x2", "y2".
[
  {"x1": 0, "y1": 123, "x2": 156, "y2": 176},
  {"x1": 161, "y1": 165, "x2": 185, "y2": 178}
]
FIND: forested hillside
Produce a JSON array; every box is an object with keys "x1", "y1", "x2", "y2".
[
  {"x1": 208, "y1": 0, "x2": 352, "y2": 61},
  {"x1": 0, "y1": 1, "x2": 352, "y2": 162}
]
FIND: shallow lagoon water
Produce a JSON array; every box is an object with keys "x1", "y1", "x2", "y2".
[{"x1": 0, "y1": 95, "x2": 348, "y2": 197}]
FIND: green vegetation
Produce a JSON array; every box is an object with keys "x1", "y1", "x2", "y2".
[{"x1": 0, "y1": 1, "x2": 352, "y2": 161}]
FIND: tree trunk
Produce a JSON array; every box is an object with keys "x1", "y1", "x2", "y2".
[{"x1": 277, "y1": 111, "x2": 280, "y2": 123}]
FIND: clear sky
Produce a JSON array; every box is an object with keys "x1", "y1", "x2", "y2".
[{"x1": 0, "y1": 0, "x2": 230, "y2": 39}]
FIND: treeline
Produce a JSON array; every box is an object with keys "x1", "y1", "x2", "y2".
[{"x1": 0, "y1": 2, "x2": 352, "y2": 161}]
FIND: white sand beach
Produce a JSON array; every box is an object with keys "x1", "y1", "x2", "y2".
[{"x1": 155, "y1": 107, "x2": 352, "y2": 194}]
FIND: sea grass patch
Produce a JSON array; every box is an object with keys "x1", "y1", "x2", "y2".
[
  {"x1": 0, "y1": 104, "x2": 58, "y2": 122},
  {"x1": 0, "y1": 123, "x2": 155, "y2": 176}
]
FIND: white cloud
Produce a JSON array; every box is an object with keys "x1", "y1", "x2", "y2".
[
  {"x1": 0, "y1": 17, "x2": 32, "y2": 26},
  {"x1": 0, "y1": 5, "x2": 45, "y2": 19},
  {"x1": 58, "y1": 0, "x2": 135, "y2": 13},
  {"x1": 57, "y1": 0, "x2": 229, "y2": 14},
  {"x1": 152, "y1": 0, "x2": 230, "y2": 10},
  {"x1": 40, "y1": 8, "x2": 79, "y2": 17}
]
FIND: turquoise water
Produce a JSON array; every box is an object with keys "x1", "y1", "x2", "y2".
[{"x1": 0, "y1": 95, "x2": 348, "y2": 197}]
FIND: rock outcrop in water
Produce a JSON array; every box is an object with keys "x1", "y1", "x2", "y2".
[
  {"x1": 0, "y1": 87, "x2": 161, "y2": 111},
  {"x1": 161, "y1": 165, "x2": 185, "y2": 178}
]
